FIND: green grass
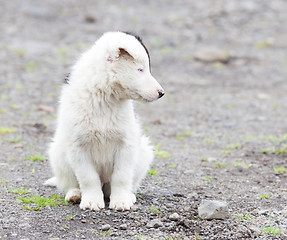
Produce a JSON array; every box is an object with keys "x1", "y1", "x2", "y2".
[
  {"x1": 255, "y1": 40, "x2": 273, "y2": 49},
  {"x1": 202, "y1": 176, "x2": 213, "y2": 182},
  {"x1": 18, "y1": 194, "x2": 70, "y2": 211},
  {"x1": 148, "y1": 204, "x2": 162, "y2": 214},
  {"x1": 205, "y1": 138, "x2": 215, "y2": 143},
  {"x1": 221, "y1": 150, "x2": 231, "y2": 154},
  {"x1": 1, "y1": 179, "x2": 9, "y2": 184},
  {"x1": 0, "y1": 126, "x2": 16, "y2": 134},
  {"x1": 227, "y1": 143, "x2": 241, "y2": 149},
  {"x1": 25, "y1": 61, "x2": 36, "y2": 72},
  {"x1": 212, "y1": 162, "x2": 228, "y2": 168},
  {"x1": 260, "y1": 194, "x2": 270, "y2": 199},
  {"x1": 261, "y1": 226, "x2": 282, "y2": 236},
  {"x1": 147, "y1": 169, "x2": 158, "y2": 176},
  {"x1": 8, "y1": 187, "x2": 31, "y2": 195},
  {"x1": 176, "y1": 130, "x2": 194, "y2": 140},
  {"x1": 12, "y1": 48, "x2": 26, "y2": 56},
  {"x1": 66, "y1": 214, "x2": 76, "y2": 221},
  {"x1": 262, "y1": 149, "x2": 272, "y2": 154},
  {"x1": 274, "y1": 148, "x2": 287, "y2": 155},
  {"x1": 25, "y1": 154, "x2": 45, "y2": 162},
  {"x1": 235, "y1": 213, "x2": 252, "y2": 221},
  {"x1": 154, "y1": 145, "x2": 170, "y2": 159},
  {"x1": 244, "y1": 135, "x2": 256, "y2": 140},
  {"x1": 273, "y1": 166, "x2": 286, "y2": 173},
  {"x1": 262, "y1": 148, "x2": 287, "y2": 155},
  {"x1": 3, "y1": 135, "x2": 21, "y2": 143},
  {"x1": 95, "y1": 230, "x2": 112, "y2": 237},
  {"x1": 262, "y1": 135, "x2": 287, "y2": 142},
  {"x1": 168, "y1": 164, "x2": 177, "y2": 169},
  {"x1": 234, "y1": 161, "x2": 252, "y2": 169}
]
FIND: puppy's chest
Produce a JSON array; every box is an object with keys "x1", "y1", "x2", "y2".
[{"x1": 93, "y1": 128, "x2": 124, "y2": 144}]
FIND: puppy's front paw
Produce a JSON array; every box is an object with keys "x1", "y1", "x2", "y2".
[
  {"x1": 80, "y1": 192, "x2": 105, "y2": 211},
  {"x1": 109, "y1": 192, "x2": 136, "y2": 211},
  {"x1": 65, "y1": 188, "x2": 81, "y2": 203}
]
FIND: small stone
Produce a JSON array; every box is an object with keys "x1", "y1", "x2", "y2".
[
  {"x1": 19, "y1": 223, "x2": 31, "y2": 229},
  {"x1": 168, "y1": 213, "x2": 180, "y2": 221},
  {"x1": 193, "y1": 48, "x2": 230, "y2": 63},
  {"x1": 81, "y1": 219, "x2": 86, "y2": 223},
  {"x1": 146, "y1": 219, "x2": 163, "y2": 228},
  {"x1": 198, "y1": 200, "x2": 229, "y2": 220},
  {"x1": 249, "y1": 226, "x2": 262, "y2": 236},
  {"x1": 101, "y1": 224, "x2": 111, "y2": 231},
  {"x1": 119, "y1": 223, "x2": 127, "y2": 230}
]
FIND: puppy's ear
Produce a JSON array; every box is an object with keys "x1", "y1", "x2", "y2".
[
  {"x1": 107, "y1": 48, "x2": 134, "y2": 62},
  {"x1": 118, "y1": 48, "x2": 134, "y2": 59}
]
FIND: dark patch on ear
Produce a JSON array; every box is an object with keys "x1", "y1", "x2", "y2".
[
  {"x1": 118, "y1": 48, "x2": 133, "y2": 59},
  {"x1": 64, "y1": 73, "x2": 70, "y2": 84},
  {"x1": 123, "y1": 31, "x2": 151, "y2": 69}
]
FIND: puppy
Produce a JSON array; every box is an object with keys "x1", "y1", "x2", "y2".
[{"x1": 45, "y1": 31, "x2": 164, "y2": 211}]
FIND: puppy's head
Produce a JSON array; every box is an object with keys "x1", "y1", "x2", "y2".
[{"x1": 105, "y1": 32, "x2": 164, "y2": 102}]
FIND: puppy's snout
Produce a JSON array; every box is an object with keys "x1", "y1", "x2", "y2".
[{"x1": 158, "y1": 89, "x2": 165, "y2": 99}]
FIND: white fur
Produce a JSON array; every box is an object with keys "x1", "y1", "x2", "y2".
[{"x1": 45, "y1": 31, "x2": 164, "y2": 211}]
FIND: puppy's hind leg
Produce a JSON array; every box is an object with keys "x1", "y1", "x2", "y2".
[
  {"x1": 132, "y1": 136, "x2": 154, "y2": 193},
  {"x1": 47, "y1": 142, "x2": 81, "y2": 203}
]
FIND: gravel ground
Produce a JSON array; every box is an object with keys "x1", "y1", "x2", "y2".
[{"x1": 0, "y1": 0, "x2": 287, "y2": 239}]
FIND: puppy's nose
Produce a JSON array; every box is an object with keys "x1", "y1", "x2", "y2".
[{"x1": 158, "y1": 90, "x2": 165, "y2": 99}]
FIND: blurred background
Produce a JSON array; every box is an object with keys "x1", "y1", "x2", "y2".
[{"x1": 0, "y1": 0, "x2": 287, "y2": 238}]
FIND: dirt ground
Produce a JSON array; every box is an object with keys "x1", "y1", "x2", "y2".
[{"x1": 0, "y1": 0, "x2": 287, "y2": 239}]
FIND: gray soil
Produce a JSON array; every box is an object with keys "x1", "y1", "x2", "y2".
[{"x1": 0, "y1": 0, "x2": 287, "y2": 239}]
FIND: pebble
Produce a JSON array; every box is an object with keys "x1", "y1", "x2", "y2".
[
  {"x1": 198, "y1": 200, "x2": 229, "y2": 220},
  {"x1": 146, "y1": 219, "x2": 163, "y2": 228},
  {"x1": 19, "y1": 223, "x2": 31, "y2": 229},
  {"x1": 101, "y1": 224, "x2": 111, "y2": 231},
  {"x1": 249, "y1": 226, "x2": 262, "y2": 236},
  {"x1": 193, "y1": 47, "x2": 230, "y2": 63},
  {"x1": 119, "y1": 223, "x2": 127, "y2": 230},
  {"x1": 168, "y1": 213, "x2": 180, "y2": 221}
]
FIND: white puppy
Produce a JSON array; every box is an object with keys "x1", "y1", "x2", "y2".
[{"x1": 45, "y1": 31, "x2": 164, "y2": 211}]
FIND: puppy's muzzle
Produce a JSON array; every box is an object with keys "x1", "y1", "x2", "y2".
[{"x1": 158, "y1": 90, "x2": 165, "y2": 99}]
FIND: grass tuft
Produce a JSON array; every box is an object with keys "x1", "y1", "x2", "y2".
[
  {"x1": 234, "y1": 161, "x2": 252, "y2": 169},
  {"x1": 261, "y1": 226, "x2": 282, "y2": 236},
  {"x1": 147, "y1": 169, "x2": 158, "y2": 176},
  {"x1": 25, "y1": 154, "x2": 45, "y2": 162},
  {"x1": 273, "y1": 166, "x2": 286, "y2": 173},
  {"x1": 148, "y1": 204, "x2": 162, "y2": 214},
  {"x1": 154, "y1": 145, "x2": 170, "y2": 159},
  {"x1": 8, "y1": 187, "x2": 31, "y2": 195},
  {"x1": 212, "y1": 162, "x2": 228, "y2": 168},
  {"x1": 18, "y1": 194, "x2": 70, "y2": 211},
  {"x1": 260, "y1": 194, "x2": 271, "y2": 199},
  {"x1": 0, "y1": 126, "x2": 16, "y2": 134}
]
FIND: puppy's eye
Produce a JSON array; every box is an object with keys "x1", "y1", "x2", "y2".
[{"x1": 138, "y1": 68, "x2": 143, "y2": 73}]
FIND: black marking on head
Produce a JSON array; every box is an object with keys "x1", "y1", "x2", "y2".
[
  {"x1": 123, "y1": 31, "x2": 151, "y2": 69},
  {"x1": 64, "y1": 73, "x2": 70, "y2": 84}
]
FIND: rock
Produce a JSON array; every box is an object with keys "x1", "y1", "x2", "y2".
[
  {"x1": 168, "y1": 213, "x2": 180, "y2": 221},
  {"x1": 101, "y1": 224, "x2": 111, "y2": 231},
  {"x1": 249, "y1": 225, "x2": 261, "y2": 235},
  {"x1": 146, "y1": 219, "x2": 163, "y2": 228},
  {"x1": 193, "y1": 48, "x2": 230, "y2": 63},
  {"x1": 19, "y1": 223, "x2": 31, "y2": 229},
  {"x1": 119, "y1": 223, "x2": 127, "y2": 230},
  {"x1": 198, "y1": 200, "x2": 229, "y2": 220}
]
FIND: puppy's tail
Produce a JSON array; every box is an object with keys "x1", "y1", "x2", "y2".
[{"x1": 44, "y1": 177, "x2": 57, "y2": 187}]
